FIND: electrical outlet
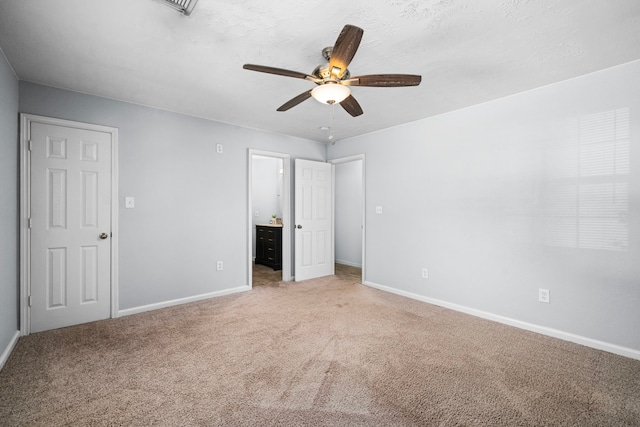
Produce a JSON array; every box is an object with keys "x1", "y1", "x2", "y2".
[
  {"x1": 216, "y1": 144, "x2": 223, "y2": 154},
  {"x1": 538, "y1": 288, "x2": 550, "y2": 304},
  {"x1": 421, "y1": 268, "x2": 429, "y2": 279},
  {"x1": 375, "y1": 206, "x2": 383, "y2": 214},
  {"x1": 216, "y1": 261, "x2": 223, "y2": 271}
]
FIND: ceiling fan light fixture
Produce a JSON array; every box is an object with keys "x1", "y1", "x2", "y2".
[
  {"x1": 243, "y1": 24, "x2": 420, "y2": 117},
  {"x1": 311, "y1": 83, "x2": 351, "y2": 105}
]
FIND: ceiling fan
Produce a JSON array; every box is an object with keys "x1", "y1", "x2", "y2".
[{"x1": 243, "y1": 24, "x2": 421, "y2": 117}]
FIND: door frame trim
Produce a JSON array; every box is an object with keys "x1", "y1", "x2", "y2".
[
  {"x1": 328, "y1": 154, "x2": 366, "y2": 284},
  {"x1": 19, "y1": 114, "x2": 119, "y2": 336},
  {"x1": 247, "y1": 149, "x2": 292, "y2": 285}
]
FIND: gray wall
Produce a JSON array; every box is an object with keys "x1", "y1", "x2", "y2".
[
  {"x1": 335, "y1": 160, "x2": 362, "y2": 267},
  {"x1": 328, "y1": 60, "x2": 640, "y2": 351},
  {"x1": 19, "y1": 82, "x2": 325, "y2": 311},
  {"x1": 0, "y1": 49, "x2": 19, "y2": 356}
]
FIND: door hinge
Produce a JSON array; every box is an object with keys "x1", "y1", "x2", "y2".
[
  {"x1": 28, "y1": 140, "x2": 32, "y2": 151},
  {"x1": 28, "y1": 218, "x2": 33, "y2": 229},
  {"x1": 28, "y1": 295, "x2": 32, "y2": 307}
]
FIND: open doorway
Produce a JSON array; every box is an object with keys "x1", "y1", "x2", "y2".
[
  {"x1": 330, "y1": 155, "x2": 365, "y2": 283},
  {"x1": 248, "y1": 150, "x2": 291, "y2": 287}
]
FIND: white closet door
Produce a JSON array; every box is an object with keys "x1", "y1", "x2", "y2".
[{"x1": 30, "y1": 122, "x2": 112, "y2": 333}]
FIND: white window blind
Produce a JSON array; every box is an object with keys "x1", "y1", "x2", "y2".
[{"x1": 544, "y1": 108, "x2": 629, "y2": 251}]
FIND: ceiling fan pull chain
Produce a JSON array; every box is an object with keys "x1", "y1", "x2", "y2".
[{"x1": 329, "y1": 104, "x2": 335, "y2": 143}]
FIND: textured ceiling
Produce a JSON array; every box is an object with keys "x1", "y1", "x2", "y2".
[{"x1": 1, "y1": 0, "x2": 639, "y2": 143}]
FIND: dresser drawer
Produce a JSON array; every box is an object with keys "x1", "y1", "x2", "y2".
[{"x1": 255, "y1": 225, "x2": 282, "y2": 270}]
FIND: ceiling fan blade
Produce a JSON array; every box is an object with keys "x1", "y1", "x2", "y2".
[
  {"x1": 340, "y1": 94, "x2": 363, "y2": 117},
  {"x1": 342, "y1": 74, "x2": 422, "y2": 87},
  {"x1": 243, "y1": 64, "x2": 320, "y2": 83},
  {"x1": 329, "y1": 25, "x2": 364, "y2": 79},
  {"x1": 277, "y1": 90, "x2": 313, "y2": 111}
]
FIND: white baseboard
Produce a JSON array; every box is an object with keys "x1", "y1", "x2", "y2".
[
  {"x1": 0, "y1": 330, "x2": 20, "y2": 371},
  {"x1": 363, "y1": 280, "x2": 640, "y2": 361},
  {"x1": 118, "y1": 286, "x2": 250, "y2": 317},
  {"x1": 335, "y1": 259, "x2": 362, "y2": 268}
]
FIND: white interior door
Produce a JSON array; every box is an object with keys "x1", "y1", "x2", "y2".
[
  {"x1": 294, "y1": 159, "x2": 334, "y2": 281},
  {"x1": 29, "y1": 122, "x2": 112, "y2": 333}
]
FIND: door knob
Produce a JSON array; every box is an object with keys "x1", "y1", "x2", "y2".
[
  {"x1": 99, "y1": 233, "x2": 109, "y2": 240},
  {"x1": 296, "y1": 225, "x2": 302, "y2": 229}
]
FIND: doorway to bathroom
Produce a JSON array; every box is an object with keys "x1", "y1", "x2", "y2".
[{"x1": 248, "y1": 150, "x2": 291, "y2": 287}]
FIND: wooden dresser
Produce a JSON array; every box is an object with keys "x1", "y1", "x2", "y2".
[{"x1": 255, "y1": 224, "x2": 282, "y2": 270}]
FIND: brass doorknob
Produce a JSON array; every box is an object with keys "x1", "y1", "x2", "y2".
[{"x1": 99, "y1": 233, "x2": 108, "y2": 240}]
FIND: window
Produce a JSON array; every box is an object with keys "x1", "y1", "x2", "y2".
[{"x1": 544, "y1": 108, "x2": 629, "y2": 251}]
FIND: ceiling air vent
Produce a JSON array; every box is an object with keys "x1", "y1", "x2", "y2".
[{"x1": 159, "y1": 0, "x2": 198, "y2": 16}]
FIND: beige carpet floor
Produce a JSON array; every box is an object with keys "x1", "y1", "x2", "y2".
[
  {"x1": 1, "y1": 274, "x2": 639, "y2": 426},
  {"x1": 252, "y1": 263, "x2": 362, "y2": 288}
]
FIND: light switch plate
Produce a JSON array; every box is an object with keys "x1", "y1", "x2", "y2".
[
  {"x1": 375, "y1": 206, "x2": 383, "y2": 214},
  {"x1": 125, "y1": 197, "x2": 135, "y2": 209}
]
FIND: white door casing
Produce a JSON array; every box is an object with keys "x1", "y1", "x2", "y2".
[
  {"x1": 294, "y1": 159, "x2": 334, "y2": 281},
  {"x1": 21, "y1": 115, "x2": 119, "y2": 334}
]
